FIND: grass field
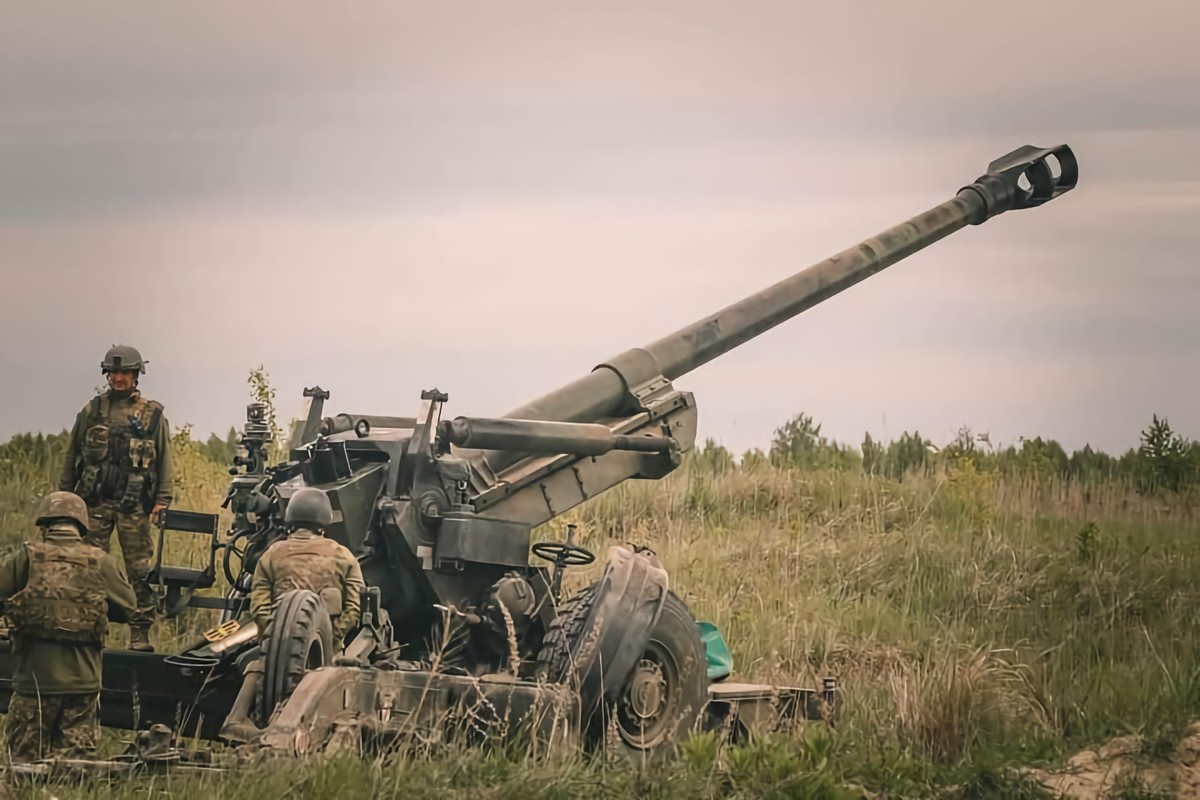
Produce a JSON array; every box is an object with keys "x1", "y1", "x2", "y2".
[{"x1": 0, "y1": 412, "x2": 1197, "y2": 797}]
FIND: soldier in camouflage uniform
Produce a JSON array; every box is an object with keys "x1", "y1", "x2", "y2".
[
  {"x1": 59, "y1": 345, "x2": 173, "y2": 652},
  {"x1": 250, "y1": 488, "x2": 365, "y2": 644},
  {"x1": 0, "y1": 492, "x2": 137, "y2": 762}
]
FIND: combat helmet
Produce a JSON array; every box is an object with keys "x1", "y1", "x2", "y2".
[
  {"x1": 102, "y1": 344, "x2": 146, "y2": 374},
  {"x1": 35, "y1": 491, "x2": 90, "y2": 532},
  {"x1": 284, "y1": 487, "x2": 334, "y2": 530}
]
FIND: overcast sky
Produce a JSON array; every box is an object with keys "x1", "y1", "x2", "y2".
[{"x1": 2, "y1": 1, "x2": 1197, "y2": 457}]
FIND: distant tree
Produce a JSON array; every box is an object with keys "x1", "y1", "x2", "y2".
[
  {"x1": 1135, "y1": 414, "x2": 1196, "y2": 494},
  {"x1": 691, "y1": 438, "x2": 735, "y2": 475},
  {"x1": 769, "y1": 413, "x2": 859, "y2": 471},
  {"x1": 884, "y1": 430, "x2": 932, "y2": 478},
  {"x1": 1013, "y1": 436, "x2": 1069, "y2": 481},
  {"x1": 1067, "y1": 444, "x2": 1119, "y2": 483},
  {"x1": 200, "y1": 427, "x2": 241, "y2": 466}
]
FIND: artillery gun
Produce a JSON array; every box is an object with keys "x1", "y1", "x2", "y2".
[{"x1": 0, "y1": 143, "x2": 1078, "y2": 764}]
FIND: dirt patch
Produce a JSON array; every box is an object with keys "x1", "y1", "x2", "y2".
[{"x1": 1021, "y1": 723, "x2": 1200, "y2": 798}]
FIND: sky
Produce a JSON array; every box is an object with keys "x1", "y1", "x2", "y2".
[{"x1": 2, "y1": 1, "x2": 1198, "y2": 457}]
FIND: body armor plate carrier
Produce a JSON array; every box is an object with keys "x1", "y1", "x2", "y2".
[
  {"x1": 74, "y1": 392, "x2": 162, "y2": 512},
  {"x1": 6, "y1": 541, "x2": 108, "y2": 645}
]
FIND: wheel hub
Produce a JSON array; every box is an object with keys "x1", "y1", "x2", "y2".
[{"x1": 624, "y1": 659, "x2": 666, "y2": 721}]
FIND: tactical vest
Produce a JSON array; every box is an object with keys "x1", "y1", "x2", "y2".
[
  {"x1": 6, "y1": 540, "x2": 108, "y2": 645},
  {"x1": 267, "y1": 534, "x2": 346, "y2": 617},
  {"x1": 73, "y1": 391, "x2": 163, "y2": 512}
]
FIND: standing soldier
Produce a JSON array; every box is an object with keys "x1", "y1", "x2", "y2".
[
  {"x1": 0, "y1": 492, "x2": 137, "y2": 762},
  {"x1": 58, "y1": 344, "x2": 173, "y2": 652},
  {"x1": 250, "y1": 487, "x2": 365, "y2": 645}
]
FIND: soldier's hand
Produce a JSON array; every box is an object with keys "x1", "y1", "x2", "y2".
[{"x1": 150, "y1": 503, "x2": 168, "y2": 525}]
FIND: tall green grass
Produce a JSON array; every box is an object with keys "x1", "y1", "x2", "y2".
[{"x1": 1, "y1": 424, "x2": 1198, "y2": 796}]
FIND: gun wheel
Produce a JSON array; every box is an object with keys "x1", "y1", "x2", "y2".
[
  {"x1": 259, "y1": 589, "x2": 334, "y2": 725},
  {"x1": 536, "y1": 585, "x2": 707, "y2": 760}
]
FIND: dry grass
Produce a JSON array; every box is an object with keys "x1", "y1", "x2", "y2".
[{"x1": 2, "y1": 437, "x2": 1199, "y2": 796}]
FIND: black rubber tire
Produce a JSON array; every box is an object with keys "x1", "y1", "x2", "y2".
[
  {"x1": 259, "y1": 589, "x2": 334, "y2": 724},
  {"x1": 535, "y1": 585, "x2": 598, "y2": 685},
  {"x1": 536, "y1": 585, "x2": 708, "y2": 760}
]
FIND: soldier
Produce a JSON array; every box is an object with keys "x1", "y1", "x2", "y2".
[
  {"x1": 249, "y1": 488, "x2": 365, "y2": 645},
  {"x1": 0, "y1": 492, "x2": 137, "y2": 762},
  {"x1": 58, "y1": 344, "x2": 173, "y2": 652}
]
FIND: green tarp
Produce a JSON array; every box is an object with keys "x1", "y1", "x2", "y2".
[{"x1": 698, "y1": 621, "x2": 733, "y2": 682}]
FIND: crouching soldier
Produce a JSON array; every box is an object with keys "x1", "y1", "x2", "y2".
[
  {"x1": 0, "y1": 491, "x2": 137, "y2": 762},
  {"x1": 250, "y1": 487, "x2": 365, "y2": 645},
  {"x1": 217, "y1": 490, "x2": 365, "y2": 741}
]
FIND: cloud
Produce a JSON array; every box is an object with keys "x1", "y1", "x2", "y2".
[{"x1": 4, "y1": 2, "x2": 1199, "y2": 222}]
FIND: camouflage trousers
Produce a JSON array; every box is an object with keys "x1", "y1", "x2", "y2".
[
  {"x1": 4, "y1": 692, "x2": 99, "y2": 762},
  {"x1": 86, "y1": 500, "x2": 156, "y2": 625}
]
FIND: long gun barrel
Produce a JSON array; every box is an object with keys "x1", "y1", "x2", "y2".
[
  {"x1": 440, "y1": 417, "x2": 679, "y2": 456},
  {"x1": 498, "y1": 144, "x2": 1077, "y2": 441}
]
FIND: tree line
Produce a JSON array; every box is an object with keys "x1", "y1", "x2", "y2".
[
  {"x1": 694, "y1": 412, "x2": 1200, "y2": 495},
  {"x1": 3, "y1": 412, "x2": 1197, "y2": 502}
]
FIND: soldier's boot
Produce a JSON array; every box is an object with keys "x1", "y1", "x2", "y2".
[
  {"x1": 129, "y1": 625, "x2": 154, "y2": 652},
  {"x1": 128, "y1": 570, "x2": 157, "y2": 653}
]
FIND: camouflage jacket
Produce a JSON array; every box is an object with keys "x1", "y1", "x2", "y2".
[
  {"x1": 58, "y1": 388, "x2": 174, "y2": 513},
  {"x1": 249, "y1": 529, "x2": 365, "y2": 642},
  {"x1": 0, "y1": 524, "x2": 138, "y2": 694}
]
